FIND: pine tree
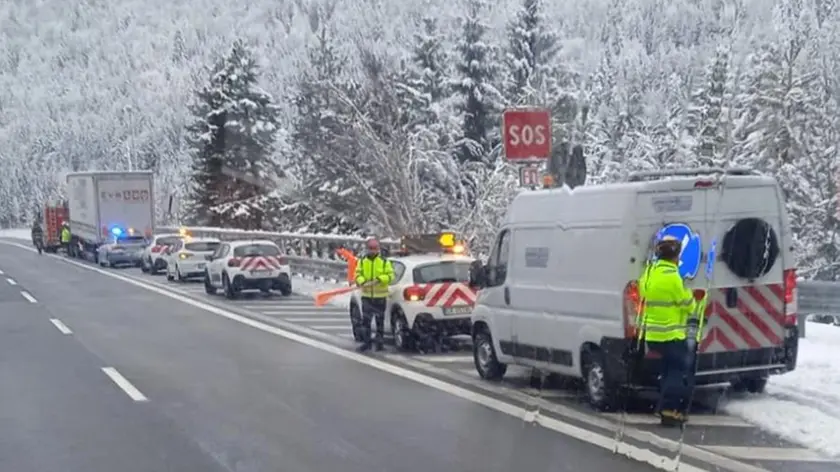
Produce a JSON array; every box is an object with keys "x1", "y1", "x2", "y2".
[
  {"x1": 504, "y1": 0, "x2": 559, "y2": 104},
  {"x1": 185, "y1": 39, "x2": 281, "y2": 229},
  {"x1": 683, "y1": 45, "x2": 731, "y2": 167},
  {"x1": 453, "y1": 0, "x2": 502, "y2": 165}
]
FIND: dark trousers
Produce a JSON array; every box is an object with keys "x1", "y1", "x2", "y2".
[
  {"x1": 360, "y1": 297, "x2": 387, "y2": 346},
  {"x1": 648, "y1": 340, "x2": 691, "y2": 413}
]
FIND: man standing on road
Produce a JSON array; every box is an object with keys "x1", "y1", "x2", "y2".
[
  {"x1": 60, "y1": 222, "x2": 71, "y2": 255},
  {"x1": 31, "y1": 219, "x2": 44, "y2": 254},
  {"x1": 638, "y1": 235, "x2": 698, "y2": 427},
  {"x1": 354, "y1": 238, "x2": 395, "y2": 352}
]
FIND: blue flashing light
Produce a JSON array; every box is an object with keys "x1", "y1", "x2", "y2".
[{"x1": 111, "y1": 227, "x2": 123, "y2": 237}]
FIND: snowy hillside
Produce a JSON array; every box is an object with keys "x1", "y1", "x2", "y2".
[{"x1": 1, "y1": 0, "x2": 840, "y2": 272}]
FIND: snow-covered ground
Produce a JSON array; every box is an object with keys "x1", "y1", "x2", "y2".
[
  {"x1": 723, "y1": 322, "x2": 840, "y2": 458},
  {"x1": 5, "y1": 226, "x2": 840, "y2": 456},
  {"x1": 0, "y1": 228, "x2": 31, "y2": 240}
]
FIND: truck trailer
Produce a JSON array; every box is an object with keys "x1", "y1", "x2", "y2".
[{"x1": 65, "y1": 171, "x2": 155, "y2": 261}]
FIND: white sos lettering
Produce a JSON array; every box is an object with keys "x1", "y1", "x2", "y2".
[{"x1": 507, "y1": 125, "x2": 547, "y2": 146}]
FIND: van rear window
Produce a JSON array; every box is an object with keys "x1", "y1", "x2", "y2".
[
  {"x1": 186, "y1": 242, "x2": 220, "y2": 252},
  {"x1": 233, "y1": 244, "x2": 280, "y2": 257},
  {"x1": 413, "y1": 262, "x2": 472, "y2": 284}
]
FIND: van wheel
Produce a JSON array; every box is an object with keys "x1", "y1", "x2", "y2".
[
  {"x1": 392, "y1": 310, "x2": 414, "y2": 352},
  {"x1": 582, "y1": 350, "x2": 620, "y2": 411},
  {"x1": 730, "y1": 376, "x2": 768, "y2": 394},
  {"x1": 473, "y1": 330, "x2": 507, "y2": 381}
]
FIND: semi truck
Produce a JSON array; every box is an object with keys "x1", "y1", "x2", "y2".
[{"x1": 65, "y1": 171, "x2": 155, "y2": 261}]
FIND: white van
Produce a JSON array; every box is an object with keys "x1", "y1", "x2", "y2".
[{"x1": 469, "y1": 168, "x2": 800, "y2": 410}]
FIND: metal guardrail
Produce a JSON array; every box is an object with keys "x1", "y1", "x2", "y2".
[{"x1": 161, "y1": 226, "x2": 833, "y2": 338}]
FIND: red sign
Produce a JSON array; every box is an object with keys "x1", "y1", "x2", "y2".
[
  {"x1": 502, "y1": 108, "x2": 551, "y2": 160},
  {"x1": 519, "y1": 166, "x2": 541, "y2": 187}
]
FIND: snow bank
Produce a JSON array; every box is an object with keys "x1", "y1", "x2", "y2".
[
  {"x1": 292, "y1": 277, "x2": 353, "y2": 308},
  {"x1": 0, "y1": 229, "x2": 30, "y2": 240},
  {"x1": 724, "y1": 322, "x2": 840, "y2": 457}
]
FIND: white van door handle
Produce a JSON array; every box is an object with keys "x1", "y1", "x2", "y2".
[{"x1": 504, "y1": 286, "x2": 510, "y2": 305}]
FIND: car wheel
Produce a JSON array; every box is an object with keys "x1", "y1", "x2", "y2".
[
  {"x1": 204, "y1": 272, "x2": 217, "y2": 295},
  {"x1": 149, "y1": 258, "x2": 159, "y2": 275},
  {"x1": 582, "y1": 349, "x2": 620, "y2": 411},
  {"x1": 176, "y1": 265, "x2": 186, "y2": 283},
  {"x1": 223, "y1": 273, "x2": 237, "y2": 299},
  {"x1": 392, "y1": 310, "x2": 414, "y2": 352},
  {"x1": 350, "y1": 303, "x2": 364, "y2": 342},
  {"x1": 473, "y1": 329, "x2": 507, "y2": 381},
  {"x1": 166, "y1": 270, "x2": 174, "y2": 281},
  {"x1": 141, "y1": 259, "x2": 149, "y2": 273}
]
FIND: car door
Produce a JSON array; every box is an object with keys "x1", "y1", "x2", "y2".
[{"x1": 208, "y1": 243, "x2": 229, "y2": 285}]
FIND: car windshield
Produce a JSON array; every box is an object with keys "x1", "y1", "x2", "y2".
[
  {"x1": 185, "y1": 241, "x2": 220, "y2": 252},
  {"x1": 233, "y1": 244, "x2": 280, "y2": 257},
  {"x1": 413, "y1": 261, "x2": 472, "y2": 283},
  {"x1": 157, "y1": 236, "x2": 181, "y2": 246}
]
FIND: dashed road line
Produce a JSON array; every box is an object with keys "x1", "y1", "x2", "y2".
[
  {"x1": 6, "y1": 277, "x2": 16, "y2": 285},
  {"x1": 49, "y1": 318, "x2": 73, "y2": 334},
  {"x1": 0, "y1": 269, "x2": 4, "y2": 274},
  {"x1": 20, "y1": 291, "x2": 37, "y2": 303},
  {"x1": 101, "y1": 367, "x2": 148, "y2": 402}
]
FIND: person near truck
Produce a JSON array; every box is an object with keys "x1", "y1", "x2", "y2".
[
  {"x1": 638, "y1": 235, "x2": 700, "y2": 426},
  {"x1": 31, "y1": 219, "x2": 44, "y2": 252},
  {"x1": 60, "y1": 222, "x2": 71, "y2": 254},
  {"x1": 353, "y1": 238, "x2": 395, "y2": 352}
]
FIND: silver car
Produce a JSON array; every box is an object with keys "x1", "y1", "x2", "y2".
[{"x1": 97, "y1": 235, "x2": 147, "y2": 268}]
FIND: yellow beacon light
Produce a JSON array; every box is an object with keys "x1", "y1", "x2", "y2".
[{"x1": 438, "y1": 232, "x2": 456, "y2": 248}]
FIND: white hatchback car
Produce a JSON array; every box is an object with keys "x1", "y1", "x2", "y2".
[
  {"x1": 203, "y1": 239, "x2": 292, "y2": 298},
  {"x1": 165, "y1": 237, "x2": 221, "y2": 282}
]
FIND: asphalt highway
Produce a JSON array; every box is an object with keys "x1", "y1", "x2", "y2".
[{"x1": 0, "y1": 241, "x2": 671, "y2": 472}]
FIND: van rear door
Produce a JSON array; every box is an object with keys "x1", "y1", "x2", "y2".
[{"x1": 700, "y1": 177, "x2": 786, "y2": 359}]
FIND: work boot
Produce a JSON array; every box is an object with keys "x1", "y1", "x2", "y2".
[
  {"x1": 374, "y1": 342, "x2": 384, "y2": 352},
  {"x1": 659, "y1": 410, "x2": 681, "y2": 427},
  {"x1": 357, "y1": 343, "x2": 371, "y2": 353}
]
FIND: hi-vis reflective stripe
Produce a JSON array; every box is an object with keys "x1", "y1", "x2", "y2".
[
  {"x1": 644, "y1": 298, "x2": 693, "y2": 307},
  {"x1": 644, "y1": 324, "x2": 687, "y2": 333}
]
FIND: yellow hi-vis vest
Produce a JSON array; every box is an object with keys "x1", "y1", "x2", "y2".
[
  {"x1": 354, "y1": 255, "x2": 394, "y2": 299},
  {"x1": 60, "y1": 227, "x2": 71, "y2": 243},
  {"x1": 638, "y1": 260, "x2": 697, "y2": 343}
]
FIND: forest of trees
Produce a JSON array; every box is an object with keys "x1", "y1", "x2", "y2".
[{"x1": 1, "y1": 0, "x2": 839, "y2": 278}]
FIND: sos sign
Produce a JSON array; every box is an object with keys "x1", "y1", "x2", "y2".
[{"x1": 502, "y1": 108, "x2": 552, "y2": 160}]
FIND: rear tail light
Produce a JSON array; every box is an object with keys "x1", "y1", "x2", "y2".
[
  {"x1": 276, "y1": 256, "x2": 288, "y2": 265},
  {"x1": 403, "y1": 286, "x2": 426, "y2": 302},
  {"x1": 622, "y1": 281, "x2": 641, "y2": 339},
  {"x1": 227, "y1": 258, "x2": 241, "y2": 267},
  {"x1": 695, "y1": 180, "x2": 714, "y2": 188},
  {"x1": 151, "y1": 246, "x2": 161, "y2": 253},
  {"x1": 783, "y1": 268, "x2": 797, "y2": 326}
]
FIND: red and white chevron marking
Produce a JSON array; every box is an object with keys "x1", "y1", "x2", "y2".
[
  {"x1": 699, "y1": 283, "x2": 785, "y2": 353},
  {"x1": 412, "y1": 282, "x2": 477, "y2": 308},
  {"x1": 239, "y1": 256, "x2": 286, "y2": 271}
]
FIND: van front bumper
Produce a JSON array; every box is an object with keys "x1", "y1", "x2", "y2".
[{"x1": 412, "y1": 313, "x2": 472, "y2": 337}]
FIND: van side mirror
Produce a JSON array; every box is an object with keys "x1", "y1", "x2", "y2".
[{"x1": 469, "y1": 260, "x2": 487, "y2": 289}]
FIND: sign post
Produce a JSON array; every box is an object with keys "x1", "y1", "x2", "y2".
[{"x1": 502, "y1": 108, "x2": 552, "y2": 188}]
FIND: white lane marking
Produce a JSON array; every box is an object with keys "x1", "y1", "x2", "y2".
[
  {"x1": 701, "y1": 446, "x2": 838, "y2": 462},
  {"x1": 101, "y1": 367, "x2": 148, "y2": 402},
  {"x1": 242, "y1": 302, "x2": 321, "y2": 309},
  {"x1": 284, "y1": 317, "x2": 347, "y2": 322},
  {"x1": 20, "y1": 291, "x2": 37, "y2": 303},
  {"x1": 6, "y1": 278, "x2": 16, "y2": 285},
  {"x1": 0, "y1": 241, "x2": 768, "y2": 472},
  {"x1": 0, "y1": 269, "x2": 4, "y2": 274},
  {"x1": 417, "y1": 354, "x2": 473, "y2": 364},
  {"x1": 260, "y1": 308, "x2": 346, "y2": 314},
  {"x1": 600, "y1": 413, "x2": 752, "y2": 428},
  {"x1": 49, "y1": 318, "x2": 73, "y2": 334},
  {"x1": 313, "y1": 325, "x2": 352, "y2": 330}
]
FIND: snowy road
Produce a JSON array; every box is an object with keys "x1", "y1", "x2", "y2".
[{"x1": 2, "y1": 229, "x2": 840, "y2": 471}]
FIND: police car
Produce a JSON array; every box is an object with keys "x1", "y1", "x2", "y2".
[
  {"x1": 203, "y1": 239, "x2": 292, "y2": 298},
  {"x1": 164, "y1": 237, "x2": 221, "y2": 282},
  {"x1": 348, "y1": 233, "x2": 478, "y2": 351},
  {"x1": 140, "y1": 232, "x2": 184, "y2": 275}
]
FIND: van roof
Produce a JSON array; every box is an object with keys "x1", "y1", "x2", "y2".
[{"x1": 505, "y1": 173, "x2": 781, "y2": 226}]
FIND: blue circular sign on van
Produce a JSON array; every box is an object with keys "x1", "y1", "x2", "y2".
[{"x1": 657, "y1": 223, "x2": 702, "y2": 279}]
